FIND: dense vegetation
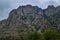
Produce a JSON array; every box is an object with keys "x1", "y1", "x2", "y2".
[{"x1": 0, "y1": 28, "x2": 60, "y2": 40}]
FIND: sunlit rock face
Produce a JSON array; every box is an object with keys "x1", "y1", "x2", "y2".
[{"x1": 0, "y1": 5, "x2": 60, "y2": 37}]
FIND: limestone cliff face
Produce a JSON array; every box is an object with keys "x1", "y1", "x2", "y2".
[
  {"x1": 0, "y1": 5, "x2": 60, "y2": 37},
  {"x1": 6, "y1": 5, "x2": 44, "y2": 27}
]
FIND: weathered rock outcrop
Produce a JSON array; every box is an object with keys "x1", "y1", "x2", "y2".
[{"x1": 0, "y1": 5, "x2": 60, "y2": 37}]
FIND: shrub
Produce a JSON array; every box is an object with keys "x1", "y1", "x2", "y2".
[
  {"x1": 43, "y1": 29, "x2": 60, "y2": 40},
  {"x1": 27, "y1": 31, "x2": 45, "y2": 40}
]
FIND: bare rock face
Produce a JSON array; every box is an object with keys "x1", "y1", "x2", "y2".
[
  {"x1": 0, "y1": 5, "x2": 60, "y2": 37},
  {"x1": 45, "y1": 5, "x2": 56, "y2": 16},
  {"x1": 7, "y1": 5, "x2": 44, "y2": 27}
]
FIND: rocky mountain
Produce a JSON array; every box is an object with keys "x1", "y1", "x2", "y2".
[{"x1": 0, "y1": 5, "x2": 60, "y2": 37}]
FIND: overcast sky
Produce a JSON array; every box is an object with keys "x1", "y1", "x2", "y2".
[{"x1": 0, "y1": 0, "x2": 60, "y2": 21}]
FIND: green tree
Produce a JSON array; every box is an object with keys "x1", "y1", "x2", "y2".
[
  {"x1": 27, "y1": 31, "x2": 45, "y2": 40},
  {"x1": 43, "y1": 29, "x2": 60, "y2": 40}
]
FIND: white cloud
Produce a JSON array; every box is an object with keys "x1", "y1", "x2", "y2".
[{"x1": 38, "y1": 0, "x2": 49, "y2": 3}]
